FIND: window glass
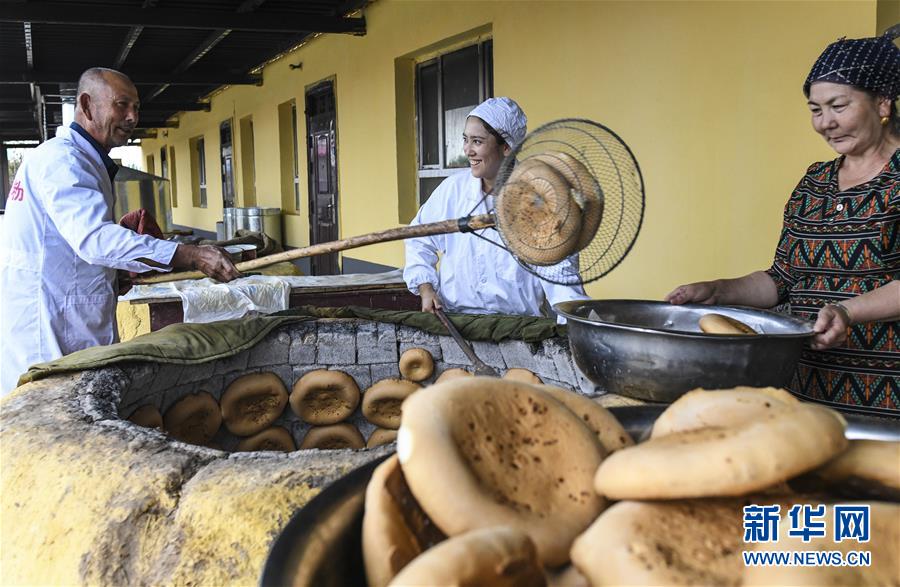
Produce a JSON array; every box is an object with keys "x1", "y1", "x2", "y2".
[
  {"x1": 291, "y1": 103, "x2": 300, "y2": 208},
  {"x1": 197, "y1": 138, "x2": 207, "y2": 208},
  {"x1": 414, "y1": 40, "x2": 492, "y2": 206},
  {"x1": 419, "y1": 62, "x2": 439, "y2": 167},
  {"x1": 442, "y1": 45, "x2": 480, "y2": 168}
]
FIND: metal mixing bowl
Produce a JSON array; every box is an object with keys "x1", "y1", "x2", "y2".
[{"x1": 554, "y1": 299, "x2": 815, "y2": 402}]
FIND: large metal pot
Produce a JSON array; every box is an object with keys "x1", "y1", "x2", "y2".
[{"x1": 554, "y1": 299, "x2": 815, "y2": 402}]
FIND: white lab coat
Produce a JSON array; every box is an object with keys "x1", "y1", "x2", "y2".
[
  {"x1": 0, "y1": 125, "x2": 179, "y2": 395},
  {"x1": 403, "y1": 171, "x2": 589, "y2": 321}
]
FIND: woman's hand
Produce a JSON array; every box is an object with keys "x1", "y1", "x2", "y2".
[
  {"x1": 418, "y1": 283, "x2": 443, "y2": 314},
  {"x1": 811, "y1": 304, "x2": 850, "y2": 350},
  {"x1": 665, "y1": 281, "x2": 719, "y2": 305},
  {"x1": 665, "y1": 272, "x2": 780, "y2": 308}
]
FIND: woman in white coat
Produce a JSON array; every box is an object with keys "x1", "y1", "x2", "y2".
[
  {"x1": 403, "y1": 97, "x2": 588, "y2": 322},
  {"x1": 0, "y1": 67, "x2": 240, "y2": 395}
]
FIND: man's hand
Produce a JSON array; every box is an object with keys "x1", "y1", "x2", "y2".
[
  {"x1": 171, "y1": 244, "x2": 242, "y2": 283},
  {"x1": 418, "y1": 283, "x2": 442, "y2": 314}
]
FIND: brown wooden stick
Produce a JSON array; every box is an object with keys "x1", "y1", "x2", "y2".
[{"x1": 133, "y1": 213, "x2": 497, "y2": 285}]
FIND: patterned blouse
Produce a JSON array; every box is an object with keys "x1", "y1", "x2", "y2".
[{"x1": 766, "y1": 148, "x2": 899, "y2": 416}]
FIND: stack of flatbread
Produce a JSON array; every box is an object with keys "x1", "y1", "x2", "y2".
[{"x1": 358, "y1": 379, "x2": 900, "y2": 586}]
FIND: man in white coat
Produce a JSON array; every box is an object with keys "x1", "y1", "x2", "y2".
[{"x1": 0, "y1": 67, "x2": 241, "y2": 395}]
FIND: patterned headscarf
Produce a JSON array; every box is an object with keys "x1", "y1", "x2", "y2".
[
  {"x1": 803, "y1": 29, "x2": 900, "y2": 99},
  {"x1": 468, "y1": 97, "x2": 528, "y2": 148}
]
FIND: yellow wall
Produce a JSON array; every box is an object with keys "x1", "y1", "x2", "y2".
[{"x1": 141, "y1": 0, "x2": 877, "y2": 300}]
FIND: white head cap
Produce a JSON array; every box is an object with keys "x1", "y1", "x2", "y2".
[{"x1": 467, "y1": 97, "x2": 528, "y2": 149}]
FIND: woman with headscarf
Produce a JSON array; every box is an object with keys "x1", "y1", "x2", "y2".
[
  {"x1": 667, "y1": 31, "x2": 900, "y2": 414},
  {"x1": 404, "y1": 97, "x2": 589, "y2": 322}
]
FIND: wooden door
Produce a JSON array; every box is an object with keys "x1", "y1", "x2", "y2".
[{"x1": 305, "y1": 81, "x2": 340, "y2": 275}]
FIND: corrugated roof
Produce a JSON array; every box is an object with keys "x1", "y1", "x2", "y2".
[{"x1": 0, "y1": 0, "x2": 367, "y2": 142}]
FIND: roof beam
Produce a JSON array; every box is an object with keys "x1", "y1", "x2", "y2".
[
  {"x1": 0, "y1": 128, "x2": 40, "y2": 138},
  {"x1": 114, "y1": 0, "x2": 158, "y2": 69},
  {"x1": 144, "y1": 0, "x2": 266, "y2": 103},
  {"x1": 0, "y1": 71, "x2": 262, "y2": 85},
  {"x1": 129, "y1": 130, "x2": 158, "y2": 140},
  {"x1": 137, "y1": 120, "x2": 179, "y2": 129},
  {"x1": 0, "y1": 112, "x2": 36, "y2": 122},
  {"x1": 0, "y1": 2, "x2": 366, "y2": 34},
  {"x1": 0, "y1": 102, "x2": 37, "y2": 111},
  {"x1": 140, "y1": 102, "x2": 211, "y2": 112}
]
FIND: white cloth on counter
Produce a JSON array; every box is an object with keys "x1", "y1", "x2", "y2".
[
  {"x1": 120, "y1": 269, "x2": 409, "y2": 324},
  {"x1": 403, "y1": 171, "x2": 589, "y2": 323},
  {"x1": 176, "y1": 276, "x2": 291, "y2": 323}
]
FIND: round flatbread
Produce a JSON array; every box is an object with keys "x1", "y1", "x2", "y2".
[
  {"x1": 128, "y1": 404, "x2": 163, "y2": 430},
  {"x1": 163, "y1": 391, "x2": 221, "y2": 445},
  {"x1": 650, "y1": 387, "x2": 798, "y2": 438},
  {"x1": 571, "y1": 499, "x2": 747, "y2": 586},
  {"x1": 532, "y1": 151, "x2": 603, "y2": 253},
  {"x1": 387, "y1": 526, "x2": 544, "y2": 587},
  {"x1": 298, "y1": 423, "x2": 365, "y2": 450},
  {"x1": 797, "y1": 440, "x2": 900, "y2": 501},
  {"x1": 290, "y1": 369, "x2": 360, "y2": 425},
  {"x1": 235, "y1": 426, "x2": 295, "y2": 452},
  {"x1": 399, "y1": 348, "x2": 435, "y2": 382},
  {"x1": 362, "y1": 379, "x2": 422, "y2": 429},
  {"x1": 699, "y1": 313, "x2": 757, "y2": 335},
  {"x1": 367, "y1": 428, "x2": 399, "y2": 449},
  {"x1": 595, "y1": 404, "x2": 847, "y2": 499},
  {"x1": 397, "y1": 377, "x2": 606, "y2": 567},
  {"x1": 537, "y1": 384, "x2": 633, "y2": 453},
  {"x1": 362, "y1": 455, "x2": 446, "y2": 587},
  {"x1": 435, "y1": 368, "x2": 472, "y2": 383},
  {"x1": 220, "y1": 372, "x2": 288, "y2": 436},
  {"x1": 495, "y1": 158, "x2": 582, "y2": 266},
  {"x1": 502, "y1": 368, "x2": 542, "y2": 385}
]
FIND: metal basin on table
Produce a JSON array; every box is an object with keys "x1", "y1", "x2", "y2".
[{"x1": 555, "y1": 299, "x2": 815, "y2": 402}]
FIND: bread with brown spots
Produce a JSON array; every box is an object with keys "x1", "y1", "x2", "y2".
[
  {"x1": 290, "y1": 369, "x2": 360, "y2": 425},
  {"x1": 650, "y1": 386, "x2": 798, "y2": 438},
  {"x1": 221, "y1": 372, "x2": 288, "y2": 436},
  {"x1": 235, "y1": 426, "x2": 295, "y2": 452},
  {"x1": 362, "y1": 379, "x2": 422, "y2": 429},
  {"x1": 362, "y1": 455, "x2": 446, "y2": 587},
  {"x1": 163, "y1": 391, "x2": 222, "y2": 445},
  {"x1": 595, "y1": 404, "x2": 847, "y2": 499},
  {"x1": 397, "y1": 377, "x2": 606, "y2": 567},
  {"x1": 299, "y1": 423, "x2": 365, "y2": 450},
  {"x1": 388, "y1": 526, "x2": 545, "y2": 587},
  {"x1": 537, "y1": 384, "x2": 633, "y2": 453}
]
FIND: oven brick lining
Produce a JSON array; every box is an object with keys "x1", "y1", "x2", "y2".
[
  {"x1": 116, "y1": 318, "x2": 597, "y2": 450},
  {"x1": 0, "y1": 317, "x2": 599, "y2": 586}
]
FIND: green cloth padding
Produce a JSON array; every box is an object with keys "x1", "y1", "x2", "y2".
[
  {"x1": 277, "y1": 306, "x2": 565, "y2": 342},
  {"x1": 19, "y1": 306, "x2": 563, "y2": 386},
  {"x1": 19, "y1": 314, "x2": 310, "y2": 386}
]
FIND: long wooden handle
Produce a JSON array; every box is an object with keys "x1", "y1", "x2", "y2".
[{"x1": 134, "y1": 213, "x2": 496, "y2": 285}]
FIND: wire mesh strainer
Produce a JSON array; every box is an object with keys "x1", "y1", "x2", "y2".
[{"x1": 494, "y1": 118, "x2": 645, "y2": 285}]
